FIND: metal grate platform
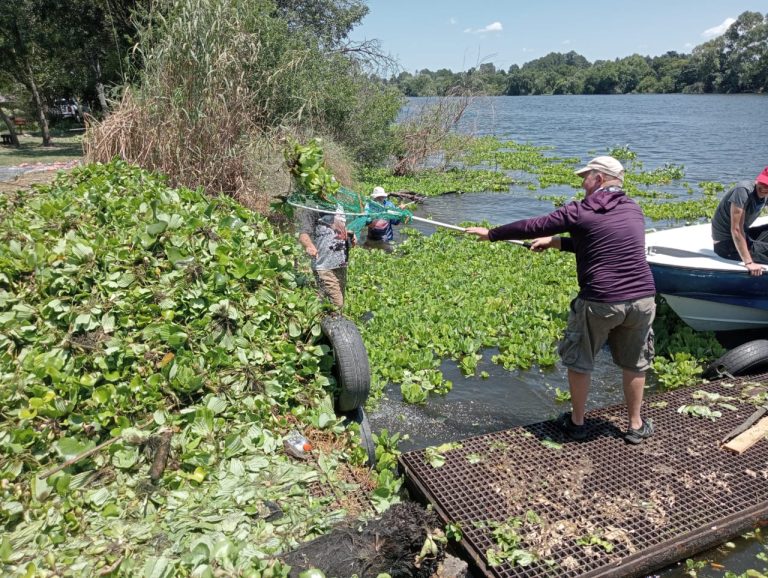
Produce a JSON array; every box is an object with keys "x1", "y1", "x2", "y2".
[{"x1": 399, "y1": 375, "x2": 768, "y2": 578}]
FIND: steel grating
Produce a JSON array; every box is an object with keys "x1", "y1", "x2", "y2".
[{"x1": 399, "y1": 374, "x2": 768, "y2": 578}]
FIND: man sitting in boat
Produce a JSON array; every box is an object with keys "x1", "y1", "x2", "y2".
[{"x1": 711, "y1": 167, "x2": 768, "y2": 277}]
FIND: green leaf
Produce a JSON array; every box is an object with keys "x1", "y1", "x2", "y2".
[
  {"x1": 206, "y1": 396, "x2": 228, "y2": 414},
  {"x1": 101, "y1": 313, "x2": 116, "y2": 333},
  {"x1": 87, "y1": 487, "x2": 111, "y2": 507},
  {"x1": 166, "y1": 246, "x2": 188, "y2": 265},
  {"x1": 117, "y1": 272, "x2": 136, "y2": 288},
  {"x1": 71, "y1": 242, "x2": 94, "y2": 261},
  {"x1": 113, "y1": 446, "x2": 139, "y2": 469},
  {"x1": 540, "y1": 439, "x2": 562, "y2": 450},
  {"x1": 0, "y1": 535, "x2": 12, "y2": 563},
  {"x1": 74, "y1": 313, "x2": 92, "y2": 329},
  {"x1": 92, "y1": 385, "x2": 114, "y2": 404},
  {"x1": 31, "y1": 476, "x2": 51, "y2": 501},
  {"x1": 143, "y1": 555, "x2": 173, "y2": 578},
  {"x1": 147, "y1": 221, "x2": 168, "y2": 236},
  {"x1": 102, "y1": 502, "x2": 121, "y2": 517},
  {"x1": 54, "y1": 437, "x2": 96, "y2": 460},
  {"x1": 318, "y1": 411, "x2": 335, "y2": 429}
]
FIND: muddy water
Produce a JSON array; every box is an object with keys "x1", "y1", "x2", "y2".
[{"x1": 369, "y1": 348, "x2": 630, "y2": 452}]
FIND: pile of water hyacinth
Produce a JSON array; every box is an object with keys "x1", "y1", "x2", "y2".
[{"x1": 0, "y1": 160, "x2": 398, "y2": 577}]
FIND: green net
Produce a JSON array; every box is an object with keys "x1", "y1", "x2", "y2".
[
  {"x1": 284, "y1": 139, "x2": 413, "y2": 236},
  {"x1": 287, "y1": 185, "x2": 413, "y2": 236}
]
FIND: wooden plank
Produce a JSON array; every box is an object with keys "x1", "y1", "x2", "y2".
[{"x1": 723, "y1": 416, "x2": 768, "y2": 454}]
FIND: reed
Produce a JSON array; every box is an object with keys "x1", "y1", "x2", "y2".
[{"x1": 84, "y1": 0, "x2": 359, "y2": 211}]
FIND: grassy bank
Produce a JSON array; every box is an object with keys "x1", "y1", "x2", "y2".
[{"x1": 0, "y1": 132, "x2": 84, "y2": 168}]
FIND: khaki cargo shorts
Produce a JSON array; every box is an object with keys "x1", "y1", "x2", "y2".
[
  {"x1": 557, "y1": 295, "x2": 656, "y2": 373},
  {"x1": 314, "y1": 267, "x2": 347, "y2": 309}
]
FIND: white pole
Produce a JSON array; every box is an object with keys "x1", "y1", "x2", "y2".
[
  {"x1": 409, "y1": 215, "x2": 530, "y2": 247},
  {"x1": 410, "y1": 215, "x2": 467, "y2": 232}
]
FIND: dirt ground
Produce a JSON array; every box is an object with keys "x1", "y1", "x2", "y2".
[{"x1": 0, "y1": 166, "x2": 69, "y2": 194}]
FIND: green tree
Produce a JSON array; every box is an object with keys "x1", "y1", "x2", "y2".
[
  {"x1": 720, "y1": 11, "x2": 768, "y2": 92},
  {"x1": 583, "y1": 61, "x2": 620, "y2": 94},
  {"x1": 0, "y1": 0, "x2": 54, "y2": 144},
  {"x1": 53, "y1": 0, "x2": 148, "y2": 115},
  {"x1": 614, "y1": 54, "x2": 654, "y2": 93},
  {"x1": 0, "y1": 74, "x2": 23, "y2": 146},
  {"x1": 274, "y1": 0, "x2": 368, "y2": 49},
  {"x1": 688, "y1": 38, "x2": 725, "y2": 92},
  {"x1": 504, "y1": 65, "x2": 533, "y2": 95},
  {"x1": 649, "y1": 51, "x2": 689, "y2": 93},
  {"x1": 86, "y1": 0, "x2": 402, "y2": 200}
]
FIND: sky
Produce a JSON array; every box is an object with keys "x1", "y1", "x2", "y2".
[{"x1": 349, "y1": 0, "x2": 768, "y2": 74}]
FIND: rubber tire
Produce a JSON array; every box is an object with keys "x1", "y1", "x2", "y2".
[
  {"x1": 703, "y1": 339, "x2": 768, "y2": 379},
  {"x1": 344, "y1": 406, "x2": 376, "y2": 468},
  {"x1": 320, "y1": 315, "x2": 371, "y2": 412}
]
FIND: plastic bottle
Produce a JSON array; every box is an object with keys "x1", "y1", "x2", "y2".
[{"x1": 283, "y1": 430, "x2": 313, "y2": 459}]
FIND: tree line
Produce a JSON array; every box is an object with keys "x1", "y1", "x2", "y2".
[{"x1": 391, "y1": 11, "x2": 768, "y2": 96}]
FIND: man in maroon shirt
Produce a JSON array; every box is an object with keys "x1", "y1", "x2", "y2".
[{"x1": 466, "y1": 156, "x2": 656, "y2": 444}]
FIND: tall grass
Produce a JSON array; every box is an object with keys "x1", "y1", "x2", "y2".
[{"x1": 84, "y1": 0, "x2": 370, "y2": 210}]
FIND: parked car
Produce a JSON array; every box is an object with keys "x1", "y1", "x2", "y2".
[{"x1": 50, "y1": 98, "x2": 81, "y2": 121}]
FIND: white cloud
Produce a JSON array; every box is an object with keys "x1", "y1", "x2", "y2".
[
  {"x1": 449, "y1": 17, "x2": 456, "y2": 25},
  {"x1": 464, "y1": 21, "x2": 503, "y2": 34},
  {"x1": 702, "y1": 17, "x2": 736, "y2": 39}
]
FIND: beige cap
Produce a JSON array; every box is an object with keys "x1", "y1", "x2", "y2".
[
  {"x1": 371, "y1": 186, "x2": 387, "y2": 198},
  {"x1": 575, "y1": 156, "x2": 625, "y2": 180}
]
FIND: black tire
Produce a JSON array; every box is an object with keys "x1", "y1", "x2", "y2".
[
  {"x1": 344, "y1": 406, "x2": 376, "y2": 468},
  {"x1": 703, "y1": 339, "x2": 768, "y2": 379},
  {"x1": 320, "y1": 315, "x2": 371, "y2": 412}
]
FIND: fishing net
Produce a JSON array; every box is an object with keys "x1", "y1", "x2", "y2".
[{"x1": 284, "y1": 139, "x2": 413, "y2": 236}]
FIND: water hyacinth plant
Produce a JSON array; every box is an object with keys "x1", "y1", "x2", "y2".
[{"x1": 0, "y1": 161, "x2": 392, "y2": 576}]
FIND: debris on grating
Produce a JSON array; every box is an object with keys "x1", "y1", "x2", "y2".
[{"x1": 400, "y1": 374, "x2": 768, "y2": 578}]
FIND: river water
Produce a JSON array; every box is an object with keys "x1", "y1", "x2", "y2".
[{"x1": 367, "y1": 94, "x2": 768, "y2": 577}]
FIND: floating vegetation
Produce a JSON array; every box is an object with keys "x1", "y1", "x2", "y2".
[
  {"x1": 360, "y1": 137, "x2": 725, "y2": 226},
  {"x1": 358, "y1": 166, "x2": 513, "y2": 196},
  {"x1": 352, "y1": 138, "x2": 727, "y2": 403},
  {"x1": 424, "y1": 442, "x2": 463, "y2": 468},
  {"x1": 348, "y1": 228, "x2": 574, "y2": 400}
]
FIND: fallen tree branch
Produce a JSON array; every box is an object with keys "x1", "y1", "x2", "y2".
[{"x1": 39, "y1": 416, "x2": 155, "y2": 479}]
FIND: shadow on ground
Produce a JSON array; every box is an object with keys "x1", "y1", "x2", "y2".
[{"x1": 0, "y1": 141, "x2": 83, "y2": 161}]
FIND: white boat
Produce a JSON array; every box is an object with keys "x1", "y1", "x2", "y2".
[{"x1": 645, "y1": 219, "x2": 768, "y2": 332}]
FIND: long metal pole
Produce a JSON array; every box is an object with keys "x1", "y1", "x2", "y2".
[{"x1": 409, "y1": 215, "x2": 530, "y2": 247}]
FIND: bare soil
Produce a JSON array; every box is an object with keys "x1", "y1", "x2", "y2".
[{"x1": 0, "y1": 166, "x2": 70, "y2": 194}]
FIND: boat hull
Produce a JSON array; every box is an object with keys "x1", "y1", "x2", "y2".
[
  {"x1": 659, "y1": 294, "x2": 768, "y2": 331},
  {"x1": 646, "y1": 220, "x2": 768, "y2": 332}
]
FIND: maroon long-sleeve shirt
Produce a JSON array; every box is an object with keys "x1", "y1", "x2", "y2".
[{"x1": 488, "y1": 187, "x2": 656, "y2": 302}]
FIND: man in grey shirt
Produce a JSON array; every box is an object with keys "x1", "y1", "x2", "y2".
[
  {"x1": 711, "y1": 167, "x2": 768, "y2": 277},
  {"x1": 298, "y1": 207, "x2": 351, "y2": 309}
]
